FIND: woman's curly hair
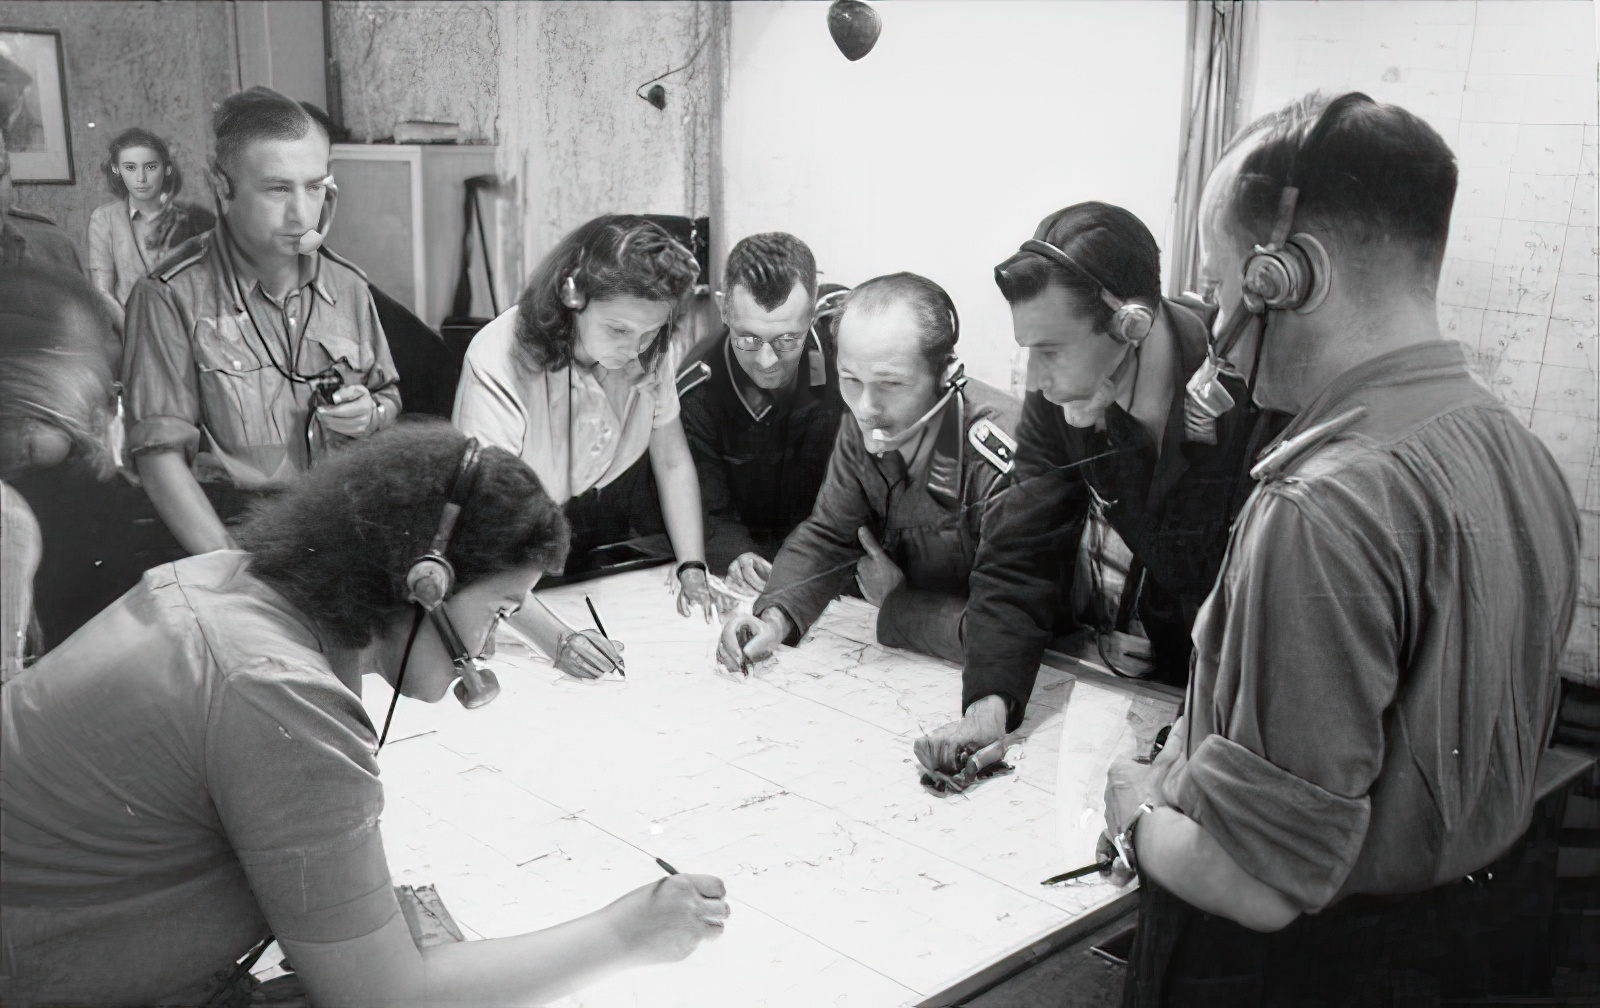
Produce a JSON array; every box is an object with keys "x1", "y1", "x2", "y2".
[
  {"x1": 515, "y1": 214, "x2": 699, "y2": 372},
  {"x1": 237, "y1": 421, "x2": 571, "y2": 648}
]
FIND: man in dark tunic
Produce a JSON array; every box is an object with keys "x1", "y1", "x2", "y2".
[
  {"x1": 716, "y1": 272, "x2": 1019, "y2": 670},
  {"x1": 917, "y1": 202, "x2": 1285, "y2": 773},
  {"x1": 676, "y1": 233, "x2": 846, "y2": 574}
]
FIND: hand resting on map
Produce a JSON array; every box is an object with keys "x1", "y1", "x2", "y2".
[{"x1": 912, "y1": 694, "x2": 1008, "y2": 791}]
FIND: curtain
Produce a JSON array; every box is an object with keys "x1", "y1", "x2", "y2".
[{"x1": 1168, "y1": 0, "x2": 1252, "y2": 298}]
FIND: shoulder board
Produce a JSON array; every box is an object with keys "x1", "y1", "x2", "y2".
[
  {"x1": 1250, "y1": 407, "x2": 1367, "y2": 483},
  {"x1": 156, "y1": 243, "x2": 208, "y2": 283},
  {"x1": 968, "y1": 416, "x2": 1016, "y2": 474},
  {"x1": 676, "y1": 359, "x2": 712, "y2": 398},
  {"x1": 7, "y1": 207, "x2": 57, "y2": 225},
  {"x1": 318, "y1": 246, "x2": 369, "y2": 282}
]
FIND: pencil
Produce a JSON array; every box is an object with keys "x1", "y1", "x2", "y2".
[
  {"x1": 656, "y1": 857, "x2": 680, "y2": 875},
  {"x1": 583, "y1": 595, "x2": 624, "y2": 678},
  {"x1": 584, "y1": 595, "x2": 608, "y2": 637}
]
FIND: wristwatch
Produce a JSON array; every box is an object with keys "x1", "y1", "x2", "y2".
[
  {"x1": 676, "y1": 560, "x2": 708, "y2": 579},
  {"x1": 1112, "y1": 802, "x2": 1156, "y2": 876}
]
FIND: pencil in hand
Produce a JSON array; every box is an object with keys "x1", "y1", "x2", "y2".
[{"x1": 583, "y1": 595, "x2": 624, "y2": 678}]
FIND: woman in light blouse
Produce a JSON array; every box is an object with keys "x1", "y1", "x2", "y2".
[
  {"x1": 454, "y1": 215, "x2": 720, "y2": 679},
  {"x1": 87, "y1": 128, "x2": 213, "y2": 305}
]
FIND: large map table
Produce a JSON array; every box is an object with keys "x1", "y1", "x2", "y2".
[{"x1": 361, "y1": 567, "x2": 1178, "y2": 1006}]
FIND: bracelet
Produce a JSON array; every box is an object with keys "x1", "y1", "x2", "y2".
[{"x1": 676, "y1": 560, "x2": 708, "y2": 579}]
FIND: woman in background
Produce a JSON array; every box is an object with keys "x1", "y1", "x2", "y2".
[
  {"x1": 87, "y1": 127, "x2": 213, "y2": 305},
  {"x1": 453, "y1": 214, "x2": 720, "y2": 680}
]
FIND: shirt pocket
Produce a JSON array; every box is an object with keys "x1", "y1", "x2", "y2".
[
  {"x1": 194, "y1": 314, "x2": 280, "y2": 450},
  {"x1": 302, "y1": 312, "x2": 371, "y2": 381}
]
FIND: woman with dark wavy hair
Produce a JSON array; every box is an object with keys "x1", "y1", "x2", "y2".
[
  {"x1": 453, "y1": 214, "x2": 721, "y2": 679},
  {"x1": 2, "y1": 424, "x2": 730, "y2": 1007},
  {"x1": 87, "y1": 127, "x2": 214, "y2": 304}
]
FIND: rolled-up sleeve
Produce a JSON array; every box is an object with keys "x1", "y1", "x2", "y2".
[
  {"x1": 358, "y1": 289, "x2": 402, "y2": 429},
  {"x1": 207, "y1": 659, "x2": 398, "y2": 944},
  {"x1": 122, "y1": 277, "x2": 202, "y2": 460},
  {"x1": 1167, "y1": 488, "x2": 1399, "y2": 912}
]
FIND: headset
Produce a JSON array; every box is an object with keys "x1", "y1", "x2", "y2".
[
  {"x1": 866, "y1": 288, "x2": 966, "y2": 453},
  {"x1": 1184, "y1": 92, "x2": 1373, "y2": 440},
  {"x1": 382, "y1": 438, "x2": 502, "y2": 744},
  {"x1": 1017, "y1": 237, "x2": 1156, "y2": 347},
  {"x1": 210, "y1": 162, "x2": 338, "y2": 256}
]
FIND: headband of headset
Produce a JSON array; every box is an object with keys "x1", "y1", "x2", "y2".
[
  {"x1": 407, "y1": 439, "x2": 484, "y2": 610},
  {"x1": 560, "y1": 220, "x2": 692, "y2": 312},
  {"x1": 1016, "y1": 235, "x2": 1155, "y2": 346}
]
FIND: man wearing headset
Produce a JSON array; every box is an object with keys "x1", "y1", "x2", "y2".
[
  {"x1": 675, "y1": 232, "x2": 847, "y2": 579},
  {"x1": 716, "y1": 272, "x2": 1018, "y2": 672},
  {"x1": 122, "y1": 86, "x2": 400, "y2": 556},
  {"x1": 915, "y1": 202, "x2": 1284, "y2": 779},
  {"x1": 1102, "y1": 93, "x2": 1579, "y2": 1005}
]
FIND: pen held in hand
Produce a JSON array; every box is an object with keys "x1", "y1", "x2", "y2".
[
  {"x1": 583, "y1": 595, "x2": 624, "y2": 678},
  {"x1": 655, "y1": 857, "x2": 679, "y2": 875},
  {"x1": 1041, "y1": 859, "x2": 1113, "y2": 885}
]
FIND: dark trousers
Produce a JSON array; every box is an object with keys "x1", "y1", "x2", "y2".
[
  {"x1": 562, "y1": 453, "x2": 667, "y2": 558},
  {"x1": 1119, "y1": 793, "x2": 1566, "y2": 1008}
]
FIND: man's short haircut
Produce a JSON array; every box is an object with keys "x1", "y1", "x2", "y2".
[
  {"x1": 1227, "y1": 91, "x2": 1457, "y2": 263},
  {"x1": 842, "y1": 272, "x2": 959, "y2": 374},
  {"x1": 993, "y1": 202, "x2": 1162, "y2": 338},
  {"x1": 212, "y1": 86, "x2": 328, "y2": 176},
  {"x1": 239, "y1": 421, "x2": 571, "y2": 649},
  {"x1": 724, "y1": 232, "x2": 818, "y2": 311}
]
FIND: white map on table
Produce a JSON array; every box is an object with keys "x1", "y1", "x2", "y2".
[{"x1": 364, "y1": 568, "x2": 1174, "y2": 1007}]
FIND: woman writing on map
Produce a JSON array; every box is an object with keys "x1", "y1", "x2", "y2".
[
  {"x1": 453, "y1": 214, "x2": 723, "y2": 680},
  {"x1": 1, "y1": 425, "x2": 729, "y2": 1007}
]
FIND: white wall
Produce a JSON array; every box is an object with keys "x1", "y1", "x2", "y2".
[
  {"x1": 1243, "y1": 0, "x2": 1598, "y2": 684},
  {"x1": 722, "y1": 0, "x2": 1190, "y2": 393}
]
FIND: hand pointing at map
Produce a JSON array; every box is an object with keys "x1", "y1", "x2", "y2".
[{"x1": 716, "y1": 608, "x2": 793, "y2": 675}]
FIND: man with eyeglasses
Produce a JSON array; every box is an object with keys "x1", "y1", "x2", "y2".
[{"x1": 676, "y1": 233, "x2": 848, "y2": 590}]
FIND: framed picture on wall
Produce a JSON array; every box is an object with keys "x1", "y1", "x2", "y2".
[{"x1": 0, "y1": 27, "x2": 73, "y2": 183}]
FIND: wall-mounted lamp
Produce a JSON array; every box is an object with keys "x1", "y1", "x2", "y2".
[{"x1": 828, "y1": 0, "x2": 881, "y2": 61}]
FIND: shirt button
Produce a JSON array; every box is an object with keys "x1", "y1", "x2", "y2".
[{"x1": 233, "y1": 360, "x2": 243, "y2": 369}]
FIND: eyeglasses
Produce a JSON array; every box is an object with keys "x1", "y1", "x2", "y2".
[{"x1": 730, "y1": 333, "x2": 808, "y2": 353}]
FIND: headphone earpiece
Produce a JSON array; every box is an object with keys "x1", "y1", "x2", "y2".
[
  {"x1": 1241, "y1": 231, "x2": 1331, "y2": 314},
  {"x1": 405, "y1": 556, "x2": 455, "y2": 610},
  {"x1": 1018, "y1": 237, "x2": 1155, "y2": 347},
  {"x1": 560, "y1": 274, "x2": 587, "y2": 311},
  {"x1": 1097, "y1": 288, "x2": 1157, "y2": 347}
]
